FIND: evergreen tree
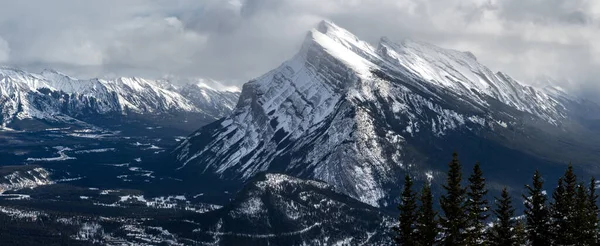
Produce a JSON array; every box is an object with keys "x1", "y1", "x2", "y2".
[
  {"x1": 523, "y1": 170, "x2": 551, "y2": 246},
  {"x1": 587, "y1": 177, "x2": 599, "y2": 245},
  {"x1": 439, "y1": 152, "x2": 467, "y2": 246},
  {"x1": 550, "y1": 164, "x2": 578, "y2": 245},
  {"x1": 550, "y1": 177, "x2": 567, "y2": 245},
  {"x1": 489, "y1": 188, "x2": 516, "y2": 246},
  {"x1": 465, "y1": 161, "x2": 489, "y2": 245},
  {"x1": 394, "y1": 174, "x2": 418, "y2": 245},
  {"x1": 573, "y1": 177, "x2": 600, "y2": 246},
  {"x1": 575, "y1": 182, "x2": 592, "y2": 244},
  {"x1": 513, "y1": 220, "x2": 527, "y2": 246},
  {"x1": 416, "y1": 183, "x2": 437, "y2": 246}
]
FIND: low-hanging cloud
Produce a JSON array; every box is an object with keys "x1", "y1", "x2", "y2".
[
  {"x1": 0, "y1": 0, "x2": 599, "y2": 95},
  {"x1": 0, "y1": 36, "x2": 9, "y2": 62}
]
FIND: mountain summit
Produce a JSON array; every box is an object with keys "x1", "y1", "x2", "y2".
[{"x1": 173, "y1": 21, "x2": 600, "y2": 207}]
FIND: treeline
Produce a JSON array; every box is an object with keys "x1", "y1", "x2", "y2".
[{"x1": 393, "y1": 152, "x2": 599, "y2": 246}]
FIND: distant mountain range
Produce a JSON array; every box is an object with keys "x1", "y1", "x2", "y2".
[
  {"x1": 172, "y1": 20, "x2": 600, "y2": 209},
  {"x1": 0, "y1": 67, "x2": 239, "y2": 131}
]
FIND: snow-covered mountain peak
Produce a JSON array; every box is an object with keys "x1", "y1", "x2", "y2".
[
  {"x1": 378, "y1": 37, "x2": 490, "y2": 91},
  {"x1": 0, "y1": 66, "x2": 39, "y2": 80},
  {"x1": 315, "y1": 20, "x2": 378, "y2": 60},
  {"x1": 303, "y1": 28, "x2": 375, "y2": 77},
  {"x1": 0, "y1": 66, "x2": 52, "y2": 91},
  {"x1": 40, "y1": 69, "x2": 75, "y2": 79},
  {"x1": 173, "y1": 21, "x2": 580, "y2": 208},
  {"x1": 0, "y1": 66, "x2": 241, "y2": 126},
  {"x1": 192, "y1": 78, "x2": 241, "y2": 93},
  {"x1": 377, "y1": 37, "x2": 566, "y2": 122},
  {"x1": 233, "y1": 21, "x2": 380, "y2": 118},
  {"x1": 393, "y1": 38, "x2": 479, "y2": 62}
]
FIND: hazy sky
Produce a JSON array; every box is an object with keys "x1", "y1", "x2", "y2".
[{"x1": 1, "y1": 0, "x2": 599, "y2": 93}]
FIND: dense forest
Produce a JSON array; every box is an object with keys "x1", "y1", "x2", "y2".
[
  {"x1": 0, "y1": 212, "x2": 93, "y2": 246},
  {"x1": 393, "y1": 152, "x2": 599, "y2": 246}
]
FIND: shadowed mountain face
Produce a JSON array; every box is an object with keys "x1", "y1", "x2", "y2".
[
  {"x1": 172, "y1": 20, "x2": 600, "y2": 208},
  {"x1": 183, "y1": 173, "x2": 393, "y2": 246}
]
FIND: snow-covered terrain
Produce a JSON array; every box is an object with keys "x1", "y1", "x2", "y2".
[
  {"x1": 0, "y1": 166, "x2": 53, "y2": 193},
  {"x1": 0, "y1": 67, "x2": 240, "y2": 129},
  {"x1": 176, "y1": 79, "x2": 240, "y2": 119},
  {"x1": 173, "y1": 20, "x2": 600, "y2": 207}
]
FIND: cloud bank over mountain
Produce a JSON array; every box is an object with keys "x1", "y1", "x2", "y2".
[{"x1": 1, "y1": 0, "x2": 599, "y2": 95}]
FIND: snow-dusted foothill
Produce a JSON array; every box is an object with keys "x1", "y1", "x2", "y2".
[{"x1": 189, "y1": 173, "x2": 393, "y2": 245}]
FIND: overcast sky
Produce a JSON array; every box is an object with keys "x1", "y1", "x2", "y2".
[{"x1": 1, "y1": 0, "x2": 599, "y2": 93}]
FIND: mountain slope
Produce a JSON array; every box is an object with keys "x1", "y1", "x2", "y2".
[
  {"x1": 175, "y1": 81, "x2": 240, "y2": 119},
  {"x1": 185, "y1": 173, "x2": 392, "y2": 246},
  {"x1": 0, "y1": 67, "x2": 240, "y2": 130},
  {"x1": 172, "y1": 21, "x2": 600, "y2": 207}
]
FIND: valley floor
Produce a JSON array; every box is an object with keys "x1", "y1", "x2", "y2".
[{"x1": 0, "y1": 126, "x2": 231, "y2": 245}]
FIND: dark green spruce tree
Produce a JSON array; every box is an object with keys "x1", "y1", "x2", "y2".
[
  {"x1": 575, "y1": 182, "x2": 592, "y2": 244},
  {"x1": 416, "y1": 183, "x2": 437, "y2": 246},
  {"x1": 574, "y1": 177, "x2": 600, "y2": 246},
  {"x1": 550, "y1": 164, "x2": 578, "y2": 245},
  {"x1": 513, "y1": 220, "x2": 527, "y2": 246},
  {"x1": 465, "y1": 161, "x2": 489, "y2": 245},
  {"x1": 587, "y1": 177, "x2": 599, "y2": 245},
  {"x1": 439, "y1": 152, "x2": 467, "y2": 246},
  {"x1": 489, "y1": 188, "x2": 516, "y2": 246},
  {"x1": 394, "y1": 174, "x2": 418, "y2": 245},
  {"x1": 523, "y1": 170, "x2": 551, "y2": 246}
]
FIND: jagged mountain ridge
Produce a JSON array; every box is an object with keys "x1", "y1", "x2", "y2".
[
  {"x1": 173, "y1": 20, "x2": 600, "y2": 207},
  {"x1": 176, "y1": 81, "x2": 240, "y2": 119},
  {"x1": 0, "y1": 67, "x2": 240, "y2": 129}
]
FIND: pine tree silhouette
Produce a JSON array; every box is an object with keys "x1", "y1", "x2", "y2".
[
  {"x1": 587, "y1": 177, "x2": 599, "y2": 245},
  {"x1": 575, "y1": 177, "x2": 600, "y2": 245},
  {"x1": 550, "y1": 164, "x2": 578, "y2": 245},
  {"x1": 416, "y1": 183, "x2": 437, "y2": 246},
  {"x1": 465, "y1": 161, "x2": 489, "y2": 245},
  {"x1": 394, "y1": 174, "x2": 418, "y2": 245},
  {"x1": 523, "y1": 170, "x2": 551, "y2": 246},
  {"x1": 489, "y1": 188, "x2": 516, "y2": 246},
  {"x1": 439, "y1": 152, "x2": 467, "y2": 246}
]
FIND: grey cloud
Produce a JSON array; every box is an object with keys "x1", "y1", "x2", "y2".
[
  {"x1": 0, "y1": 36, "x2": 9, "y2": 62},
  {"x1": 497, "y1": 0, "x2": 594, "y2": 25},
  {"x1": 0, "y1": 0, "x2": 599, "y2": 96}
]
